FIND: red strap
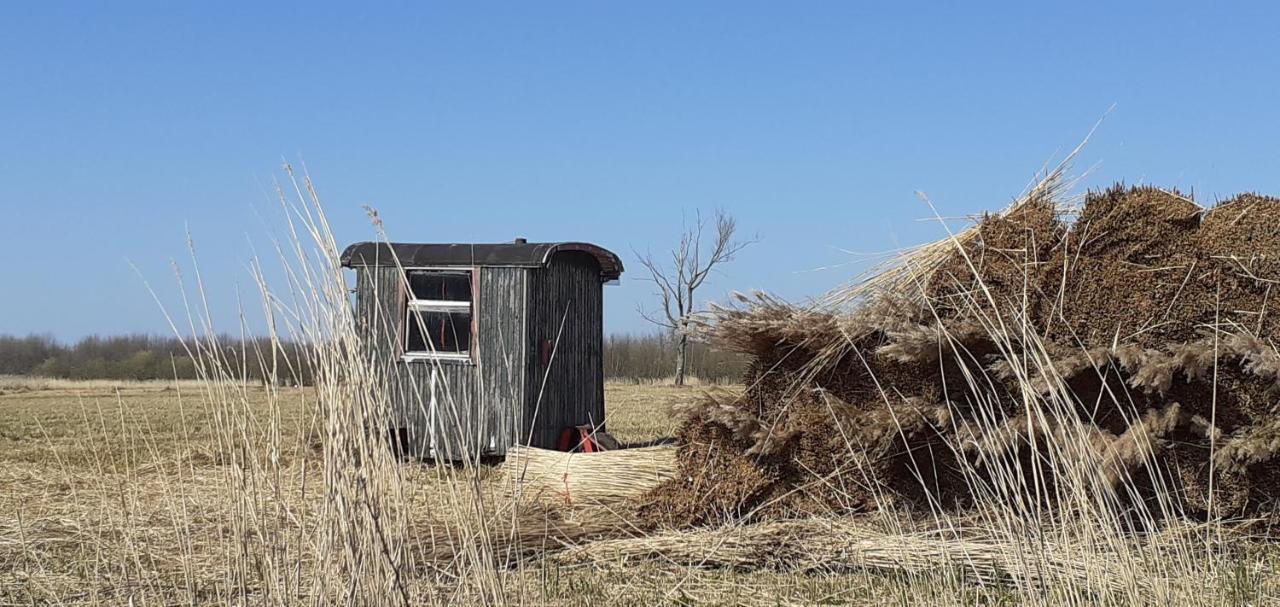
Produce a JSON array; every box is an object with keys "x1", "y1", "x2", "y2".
[{"x1": 556, "y1": 426, "x2": 600, "y2": 452}]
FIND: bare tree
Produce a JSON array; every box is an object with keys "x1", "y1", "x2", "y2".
[{"x1": 636, "y1": 209, "x2": 754, "y2": 386}]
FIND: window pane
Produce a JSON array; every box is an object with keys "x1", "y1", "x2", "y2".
[
  {"x1": 406, "y1": 310, "x2": 472, "y2": 354},
  {"x1": 408, "y1": 271, "x2": 471, "y2": 302}
]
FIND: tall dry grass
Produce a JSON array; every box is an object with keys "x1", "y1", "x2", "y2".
[{"x1": 126, "y1": 163, "x2": 520, "y2": 605}]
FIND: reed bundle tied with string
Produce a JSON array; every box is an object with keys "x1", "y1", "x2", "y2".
[{"x1": 503, "y1": 445, "x2": 678, "y2": 507}]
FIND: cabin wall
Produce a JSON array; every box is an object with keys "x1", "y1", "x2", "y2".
[
  {"x1": 475, "y1": 266, "x2": 528, "y2": 455},
  {"x1": 522, "y1": 252, "x2": 605, "y2": 449},
  {"x1": 353, "y1": 265, "x2": 529, "y2": 458}
]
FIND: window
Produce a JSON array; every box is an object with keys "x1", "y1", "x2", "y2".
[{"x1": 404, "y1": 270, "x2": 473, "y2": 361}]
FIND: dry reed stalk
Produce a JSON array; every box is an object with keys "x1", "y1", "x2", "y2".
[{"x1": 126, "y1": 163, "x2": 431, "y2": 606}]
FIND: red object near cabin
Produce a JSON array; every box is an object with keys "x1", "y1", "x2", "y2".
[{"x1": 557, "y1": 425, "x2": 601, "y2": 453}]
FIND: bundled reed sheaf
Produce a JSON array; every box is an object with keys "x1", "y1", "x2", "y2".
[
  {"x1": 504, "y1": 445, "x2": 677, "y2": 507},
  {"x1": 645, "y1": 181, "x2": 1280, "y2": 529}
]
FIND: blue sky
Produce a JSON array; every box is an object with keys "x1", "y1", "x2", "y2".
[{"x1": 2, "y1": 2, "x2": 1279, "y2": 341}]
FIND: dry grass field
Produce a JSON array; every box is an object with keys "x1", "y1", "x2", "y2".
[
  {"x1": 0, "y1": 379, "x2": 686, "y2": 471},
  {"x1": 6, "y1": 383, "x2": 1279, "y2": 605},
  {"x1": 0, "y1": 378, "x2": 969, "y2": 606}
]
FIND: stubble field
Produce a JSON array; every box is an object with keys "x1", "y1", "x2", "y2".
[{"x1": 0, "y1": 378, "x2": 934, "y2": 606}]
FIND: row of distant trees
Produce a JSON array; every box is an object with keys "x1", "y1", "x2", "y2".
[
  {"x1": 604, "y1": 332, "x2": 747, "y2": 384},
  {"x1": 0, "y1": 211, "x2": 754, "y2": 386},
  {"x1": 0, "y1": 333, "x2": 747, "y2": 384},
  {"x1": 0, "y1": 334, "x2": 198, "y2": 380},
  {"x1": 0, "y1": 334, "x2": 310, "y2": 384}
]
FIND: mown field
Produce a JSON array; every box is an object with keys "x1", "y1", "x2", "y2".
[
  {"x1": 0, "y1": 378, "x2": 941, "y2": 606},
  {"x1": 5, "y1": 375, "x2": 1278, "y2": 606},
  {"x1": 0, "y1": 379, "x2": 688, "y2": 470}
]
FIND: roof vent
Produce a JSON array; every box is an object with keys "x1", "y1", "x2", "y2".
[{"x1": 513, "y1": 237, "x2": 528, "y2": 245}]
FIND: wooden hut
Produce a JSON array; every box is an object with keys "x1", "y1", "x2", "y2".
[{"x1": 341, "y1": 240, "x2": 623, "y2": 459}]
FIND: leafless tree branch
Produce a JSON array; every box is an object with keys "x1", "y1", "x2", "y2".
[{"x1": 633, "y1": 209, "x2": 756, "y2": 385}]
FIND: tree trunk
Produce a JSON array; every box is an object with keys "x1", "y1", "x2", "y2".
[{"x1": 674, "y1": 330, "x2": 688, "y2": 386}]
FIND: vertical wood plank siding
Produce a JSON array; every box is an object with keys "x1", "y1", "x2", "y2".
[
  {"x1": 351, "y1": 253, "x2": 602, "y2": 458},
  {"x1": 522, "y1": 252, "x2": 605, "y2": 449},
  {"x1": 476, "y1": 267, "x2": 527, "y2": 455},
  {"x1": 353, "y1": 264, "x2": 532, "y2": 458}
]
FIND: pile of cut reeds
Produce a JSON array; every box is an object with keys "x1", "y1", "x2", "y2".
[{"x1": 554, "y1": 517, "x2": 1144, "y2": 594}]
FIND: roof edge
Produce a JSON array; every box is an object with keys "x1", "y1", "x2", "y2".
[
  {"x1": 540, "y1": 242, "x2": 625, "y2": 282},
  {"x1": 340, "y1": 241, "x2": 624, "y2": 281}
]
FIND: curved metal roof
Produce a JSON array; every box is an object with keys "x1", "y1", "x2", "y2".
[{"x1": 340, "y1": 241, "x2": 624, "y2": 281}]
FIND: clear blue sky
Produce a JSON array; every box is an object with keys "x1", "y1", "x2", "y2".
[{"x1": 3, "y1": 2, "x2": 1279, "y2": 341}]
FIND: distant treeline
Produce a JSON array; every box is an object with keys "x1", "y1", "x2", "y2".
[
  {"x1": 0, "y1": 334, "x2": 311, "y2": 384},
  {"x1": 604, "y1": 332, "x2": 747, "y2": 383},
  {"x1": 0, "y1": 332, "x2": 747, "y2": 384}
]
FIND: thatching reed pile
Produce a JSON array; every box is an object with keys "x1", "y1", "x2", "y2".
[{"x1": 644, "y1": 183, "x2": 1280, "y2": 529}]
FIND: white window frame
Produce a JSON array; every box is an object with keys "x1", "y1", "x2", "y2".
[{"x1": 402, "y1": 268, "x2": 475, "y2": 363}]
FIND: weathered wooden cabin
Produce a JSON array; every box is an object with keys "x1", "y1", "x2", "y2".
[{"x1": 341, "y1": 240, "x2": 623, "y2": 459}]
